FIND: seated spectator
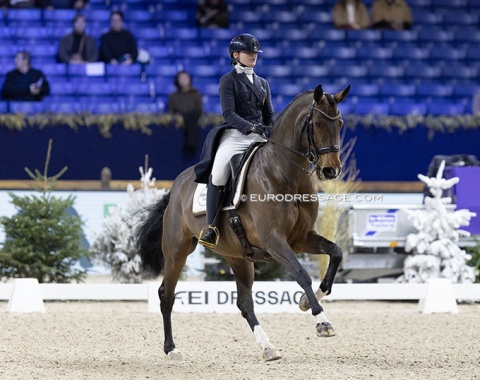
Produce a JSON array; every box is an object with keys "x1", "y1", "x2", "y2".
[
  {"x1": 100, "y1": 10, "x2": 138, "y2": 65},
  {"x1": 1, "y1": 51, "x2": 50, "y2": 101},
  {"x1": 196, "y1": 0, "x2": 229, "y2": 28},
  {"x1": 58, "y1": 14, "x2": 98, "y2": 64},
  {"x1": 332, "y1": 0, "x2": 371, "y2": 30},
  {"x1": 168, "y1": 71, "x2": 203, "y2": 155},
  {"x1": 38, "y1": 0, "x2": 87, "y2": 8},
  {"x1": 371, "y1": 0, "x2": 413, "y2": 30}
]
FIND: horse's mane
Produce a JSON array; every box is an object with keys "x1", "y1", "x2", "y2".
[{"x1": 272, "y1": 90, "x2": 313, "y2": 128}]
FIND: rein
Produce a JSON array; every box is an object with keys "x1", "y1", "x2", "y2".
[{"x1": 265, "y1": 99, "x2": 341, "y2": 175}]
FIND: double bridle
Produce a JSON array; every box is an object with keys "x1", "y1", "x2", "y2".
[{"x1": 265, "y1": 99, "x2": 342, "y2": 175}]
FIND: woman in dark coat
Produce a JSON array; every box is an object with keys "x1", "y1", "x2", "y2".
[{"x1": 195, "y1": 33, "x2": 275, "y2": 249}]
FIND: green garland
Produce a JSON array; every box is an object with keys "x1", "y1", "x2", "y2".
[{"x1": 0, "y1": 112, "x2": 479, "y2": 139}]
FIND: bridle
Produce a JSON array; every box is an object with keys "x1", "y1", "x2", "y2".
[{"x1": 265, "y1": 98, "x2": 342, "y2": 175}]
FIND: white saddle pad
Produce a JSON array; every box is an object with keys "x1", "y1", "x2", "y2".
[{"x1": 192, "y1": 145, "x2": 261, "y2": 216}]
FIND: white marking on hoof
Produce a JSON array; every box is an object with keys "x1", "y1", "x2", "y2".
[
  {"x1": 263, "y1": 347, "x2": 282, "y2": 362},
  {"x1": 166, "y1": 349, "x2": 183, "y2": 361},
  {"x1": 315, "y1": 311, "x2": 331, "y2": 325}
]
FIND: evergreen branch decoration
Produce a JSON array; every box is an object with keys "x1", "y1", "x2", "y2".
[{"x1": 24, "y1": 139, "x2": 68, "y2": 193}]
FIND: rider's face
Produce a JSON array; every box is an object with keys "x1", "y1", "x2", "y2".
[{"x1": 236, "y1": 51, "x2": 257, "y2": 68}]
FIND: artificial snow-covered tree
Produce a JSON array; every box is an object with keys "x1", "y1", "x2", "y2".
[
  {"x1": 401, "y1": 160, "x2": 476, "y2": 284},
  {"x1": 0, "y1": 140, "x2": 88, "y2": 283},
  {"x1": 90, "y1": 158, "x2": 167, "y2": 283}
]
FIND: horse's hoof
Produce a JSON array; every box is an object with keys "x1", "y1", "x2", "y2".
[
  {"x1": 166, "y1": 349, "x2": 183, "y2": 361},
  {"x1": 298, "y1": 293, "x2": 310, "y2": 312},
  {"x1": 316, "y1": 322, "x2": 335, "y2": 338},
  {"x1": 262, "y1": 347, "x2": 282, "y2": 362}
]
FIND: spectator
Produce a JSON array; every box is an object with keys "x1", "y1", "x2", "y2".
[
  {"x1": 168, "y1": 71, "x2": 204, "y2": 155},
  {"x1": 1, "y1": 50, "x2": 50, "y2": 101},
  {"x1": 332, "y1": 0, "x2": 371, "y2": 30},
  {"x1": 196, "y1": 0, "x2": 229, "y2": 28},
  {"x1": 100, "y1": 10, "x2": 138, "y2": 65},
  {"x1": 58, "y1": 14, "x2": 98, "y2": 64},
  {"x1": 371, "y1": 0, "x2": 413, "y2": 30}
]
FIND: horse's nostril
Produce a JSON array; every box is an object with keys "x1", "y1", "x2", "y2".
[{"x1": 322, "y1": 167, "x2": 337, "y2": 179}]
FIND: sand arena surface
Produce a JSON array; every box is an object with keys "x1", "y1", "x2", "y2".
[{"x1": 1, "y1": 301, "x2": 479, "y2": 380}]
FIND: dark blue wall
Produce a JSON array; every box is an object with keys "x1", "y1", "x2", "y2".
[{"x1": 0, "y1": 123, "x2": 479, "y2": 181}]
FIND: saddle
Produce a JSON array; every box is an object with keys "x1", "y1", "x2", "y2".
[
  {"x1": 225, "y1": 143, "x2": 273, "y2": 263},
  {"x1": 192, "y1": 142, "x2": 272, "y2": 263}
]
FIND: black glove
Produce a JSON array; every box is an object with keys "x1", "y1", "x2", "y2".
[{"x1": 248, "y1": 123, "x2": 267, "y2": 136}]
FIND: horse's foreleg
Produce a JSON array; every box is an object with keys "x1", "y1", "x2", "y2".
[
  {"x1": 226, "y1": 257, "x2": 281, "y2": 362},
  {"x1": 296, "y1": 231, "x2": 342, "y2": 314},
  {"x1": 265, "y1": 233, "x2": 336, "y2": 337}
]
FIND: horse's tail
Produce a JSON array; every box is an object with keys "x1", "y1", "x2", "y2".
[{"x1": 137, "y1": 191, "x2": 171, "y2": 277}]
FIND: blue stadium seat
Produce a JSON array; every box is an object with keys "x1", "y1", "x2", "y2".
[
  {"x1": 125, "y1": 101, "x2": 159, "y2": 114},
  {"x1": 321, "y1": 46, "x2": 357, "y2": 60},
  {"x1": 331, "y1": 64, "x2": 367, "y2": 79},
  {"x1": 0, "y1": 101, "x2": 8, "y2": 113},
  {"x1": 465, "y1": 46, "x2": 480, "y2": 62},
  {"x1": 442, "y1": 10, "x2": 478, "y2": 26},
  {"x1": 135, "y1": 27, "x2": 161, "y2": 41},
  {"x1": 380, "y1": 83, "x2": 416, "y2": 99},
  {"x1": 351, "y1": 83, "x2": 380, "y2": 98},
  {"x1": 6, "y1": 9, "x2": 43, "y2": 27},
  {"x1": 432, "y1": 0, "x2": 467, "y2": 8},
  {"x1": 453, "y1": 84, "x2": 480, "y2": 100},
  {"x1": 271, "y1": 83, "x2": 304, "y2": 98},
  {"x1": 189, "y1": 65, "x2": 218, "y2": 78},
  {"x1": 298, "y1": 10, "x2": 330, "y2": 25},
  {"x1": 347, "y1": 30, "x2": 382, "y2": 43},
  {"x1": 106, "y1": 64, "x2": 143, "y2": 79},
  {"x1": 429, "y1": 46, "x2": 466, "y2": 61},
  {"x1": 405, "y1": 63, "x2": 441, "y2": 79},
  {"x1": 353, "y1": 101, "x2": 390, "y2": 115},
  {"x1": 229, "y1": 10, "x2": 262, "y2": 24},
  {"x1": 292, "y1": 65, "x2": 329, "y2": 80},
  {"x1": 442, "y1": 65, "x2": 477, "y2": 81},
  {"x1": 8, "y1": 101, "x2": 46, "y2": 114},
  {"x1": 154, "y1": 78, "x2": 176, "y2": 96},
  {"x1": 411, "y1": 10, "x2": 442, "y2": 25},
  {"x1": 83, "y1": 9, "x2": 111, "y2": 24},
  {"x1": 392, "y1": 46, "x2": 429, "y2": 62},
  {"x1": 382, "y1": 30, "x2": 418, "y2": 43},
  {"x1": 369, "y1": 64, "x2": 404, "y2": 80},
  {"x1": 357, "y1": 47, "x2": 393, "y2": 61},
  {"x1": 390, "y1": 102, "x2": 426, "y2": 115},
  {"x1": 427, "y1": 102, "x2": 465, "y2": 115},
  {"x1": 43, "y1": 9, "x2": 77, "y2": 27},
  {"x1": 49, "y1": 81, "x2": 76, "y2": 97},
  {"x1": 77, "y1": 81, "x2": 113, "y2": 97},
  {"x1": 46, "y1": 100, "x2": 80, "y2": 113},
  {"x1": 418, "y1": 27, "x2": 455, "y2": 43},
  {"x1": 416, "y1": 83, "x2": 454, "y2": 98},
  {"x1": 41, "y1": 63, "x2": 68, "y2": 78},
  {"x1": 310, "y1": 28, "x2": 345, "y2": 43},
  {"x1": 455, "y1": 28, "x2": 480, "y2": 44},
  {"x1": 127, "y1": 10, "x2": 154, "y2": 23},
  {"x1": 145, "y1": 64, "x2": 179, "y2": 78},
  {"x1": 264, "y1": 65, "x2": 292, "y2": 78}
]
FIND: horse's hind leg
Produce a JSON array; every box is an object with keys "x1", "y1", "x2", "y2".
[
  {"x1": 159, "y1": 232, "x2": 196, "y2": 360},
  {"x1": 226, "y1": 257, "x2": 282, "y2": 362}
]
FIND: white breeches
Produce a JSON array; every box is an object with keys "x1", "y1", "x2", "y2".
[{"x1": 210, "y1": 128, "x2": 266, "y2": 186}]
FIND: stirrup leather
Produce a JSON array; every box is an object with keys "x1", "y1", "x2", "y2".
[{"x1": 198, "y1": 225, "x2": 220, "y2": 249}]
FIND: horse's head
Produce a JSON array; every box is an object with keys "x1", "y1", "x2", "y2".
[{"x1": 308, "y1": 84, "x2": 350, "y2": 181}]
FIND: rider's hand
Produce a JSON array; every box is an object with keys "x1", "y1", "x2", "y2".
[{"x1": 248, "y1": 123, "x2": 267, "y2": 136}]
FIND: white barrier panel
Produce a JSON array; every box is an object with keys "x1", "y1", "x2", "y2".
[
  {"x1": 1, "y1": 282, "x2": 479, "y2": 314},
  {"x1": 418, "y1": 278, "x2": 459, "y2": 314},
  {"x1": 7, "y1": 279, "x2": 45, "y2": 313}
]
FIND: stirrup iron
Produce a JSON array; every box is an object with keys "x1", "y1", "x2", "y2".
[{"x1": 198, "y1": 225, "x2": 220, "y2": 249}]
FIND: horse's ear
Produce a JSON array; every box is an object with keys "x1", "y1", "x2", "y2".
[
  {"x1": 334, "y1": 85, "x2": 350, "y2": 104},
  {"x1": 313, "y1": 84, "x2": 324, "y2": 103}
]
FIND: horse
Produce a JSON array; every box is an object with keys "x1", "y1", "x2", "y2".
[{"x1": 136, "y1": 84, "x2": 351, "y2": 361}]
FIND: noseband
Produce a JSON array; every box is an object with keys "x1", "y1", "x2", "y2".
[{"x1": 266, "y1": 99, "x2": 342, "y2": 175}]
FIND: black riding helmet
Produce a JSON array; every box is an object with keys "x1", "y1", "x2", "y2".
[{"x1": 229, "y1": 33, "x2": 262, "y2": 63}]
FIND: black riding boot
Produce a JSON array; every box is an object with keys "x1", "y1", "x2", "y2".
[{"x1": 198, "y1": 179, "x2": 225, "y2": 249}]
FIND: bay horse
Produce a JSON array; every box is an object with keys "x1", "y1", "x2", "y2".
[{"x1": 137, "y1": 84, "x2": 350, "y2": 361}]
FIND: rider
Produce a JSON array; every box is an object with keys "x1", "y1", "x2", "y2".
[{"x1": 194, "y1": 33, "x2": 275, "y2": 249}]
